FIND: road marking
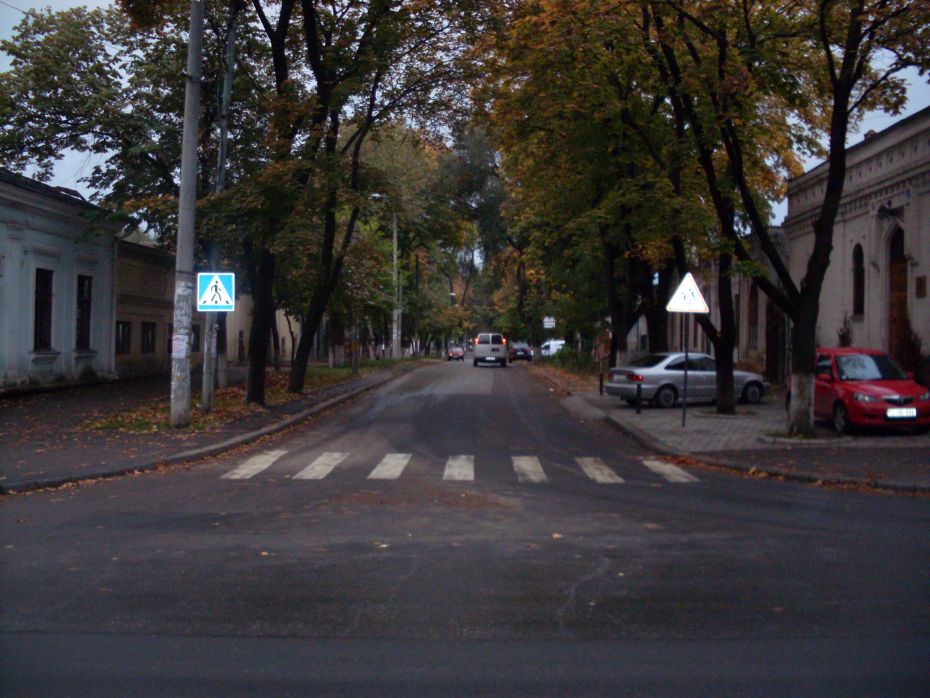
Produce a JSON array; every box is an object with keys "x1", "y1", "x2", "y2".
[
  {"x1": 444, "y1": 455, "x2": 474, "y2": 481},
  {"x1": 512, "y1": 456, "x2": 548, "y2": 483},
  {"x1": 220, "y1": 450, "x2": 288, "y2": 479},
  {"x1": 642, "y1": 459, "x2": 699, "y2": 483},
  {"x1": 368, "y1": 453, "x2": 412, "y2": 480},
  {"x1": 293, "y1": 452, "x2": 349, "y2": 480},
  {"x1": 575, "y1": 457, "x2": 625, "y2": 484}
]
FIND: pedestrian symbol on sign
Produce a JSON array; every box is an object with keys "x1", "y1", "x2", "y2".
[{"x1": 197, "y1": 273, "x2": 235, "y2": 312}]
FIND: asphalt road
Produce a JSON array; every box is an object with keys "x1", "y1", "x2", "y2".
[{"x1": 2, "y1": 361, "x2": 928, "y2": 696}]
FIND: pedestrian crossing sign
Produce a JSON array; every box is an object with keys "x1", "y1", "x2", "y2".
[{"x1": 197, "y1": 272, "x2": 235, "y2": 312}]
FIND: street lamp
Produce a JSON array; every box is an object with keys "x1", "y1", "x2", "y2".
[
  {"x1": 371, "y1": 193, "x2": 402, "y2": 360},
  {"x1": 169, "y1": 0, "x2": 205, "y2": 428},
  {"x1": 391, "y1": 207, "x2": 401, "y2": 360}
]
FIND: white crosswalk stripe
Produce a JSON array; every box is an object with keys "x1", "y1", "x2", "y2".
[
  {"x1": 293, "y1": 452, "x2": 349, "y2": 480},
  {"x1": 368, "y1": 453, "x2": 412, "y2": 480},
  {"x1": 444, "y1": 455, "x2": 474, "y2": 481},
  {"x1": 512, "y1": 456, "x2": 548, "y2": 483},
  {"x1": 575, "y1": 457, "x2": 625, "y2": 484},
  {"x1": 220, "y1": 450, "x2": 287, "y2": 479},
  {"x1": 222, "y1": 452, "x2": 697, "y2": 485},
  {"x1": 642, "y1": 459, "x2": 699, "y2": 483}
]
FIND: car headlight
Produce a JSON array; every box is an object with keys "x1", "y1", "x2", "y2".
[
  {"x1": 919, "y1": 391, "x2": 930, "y2": 402},
  {"x1": 853, "y1": 393, "x2": 880, "y2": 403}
]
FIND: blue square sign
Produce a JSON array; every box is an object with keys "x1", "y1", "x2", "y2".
[{"x1": 197, "y1": 272, "x2": 235, "y2": 312}]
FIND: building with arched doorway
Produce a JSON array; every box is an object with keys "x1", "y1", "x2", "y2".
[{"x1": 784, "y1": 107, "x2": 930, "y2": 364}]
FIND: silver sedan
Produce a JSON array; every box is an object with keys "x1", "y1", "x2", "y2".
[{"x1": 605, "y1": 352, "x2": 769, "y2": 408}]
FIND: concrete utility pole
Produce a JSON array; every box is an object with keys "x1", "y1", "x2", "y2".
[
  {"x1": 202, "y1": 1, "x2": 239, "y2": 414},
  {"x1": 170, "y1": 0, "x2": 204, "y2": 428},
  {"x1": 392, "y1": 208, "x2": 401, "y2": 359}
]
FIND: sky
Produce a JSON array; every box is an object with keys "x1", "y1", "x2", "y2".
[{"x1": 2, "y1": 0, "x2": 930, "y2": 220}]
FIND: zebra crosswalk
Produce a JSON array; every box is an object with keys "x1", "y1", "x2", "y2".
[{"x1": 219, "y1": 451, "x2": 699, "y2": 485}]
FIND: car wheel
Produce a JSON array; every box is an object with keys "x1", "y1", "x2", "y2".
[
  {"x1": 833, "y1": 402, "x2": 850, "y2": 435},
  {"x1": 501, "y1": 359, "x2": 507, "y2": 368},
  {"x1": 473, "y1": 359, "x2": 478, "y2": 367},
  {"x1": 654, "y1": 385, "x2": 677, "y2": 408},
  {"x1": 741, "y1": 382, "x2": 763, "y2": 405}
]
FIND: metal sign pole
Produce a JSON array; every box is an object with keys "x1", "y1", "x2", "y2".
[
  {"x1": 666, "y1": 272, "x2": 709, "y2": 429},
  {"x1": 681, "y1": 315, "x2": 691, "y2": 427}
]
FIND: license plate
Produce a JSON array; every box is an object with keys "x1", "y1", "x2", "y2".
[{"x1": 886, "y1": 407, "x2": 917, "y2": 419}]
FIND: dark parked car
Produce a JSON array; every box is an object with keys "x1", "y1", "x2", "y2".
[
  {"x1": 509, "y1": 341, "x2": 534, "y2": 362},
  {"x1": 447, "y1": 345, "x2": 465, "y2": 361},
  {"x1": 791, "y1": 347, "x2": 930, "y2": 434}
]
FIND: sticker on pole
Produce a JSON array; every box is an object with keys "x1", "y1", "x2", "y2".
[
  {"x1": 666, "y1": 272, "x2": 709, "y2": 313},
  {"x1": 197, "y1": 272, "x2": 235, "y2": 312}
]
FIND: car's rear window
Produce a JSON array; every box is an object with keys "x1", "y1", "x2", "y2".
[
  {"x1": 477, "y1": 334, "x2": 504, "y2": 345},
  {"x1": 629, "y1": 354, "x2": 668, "y2": 368},
  {"x1": 491, "y1": 335, "x2": 503, "y2": 345},
  {"x1": 836, "y1": 354, "x2": 907, "y2": 381},
  {"x1": 478, "y1": 335, "x2": 490, "y2": 345}
]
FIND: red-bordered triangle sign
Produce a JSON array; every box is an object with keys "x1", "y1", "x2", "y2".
[{"x1": 666, "y1": 272, "x2": 709, "y2": 313}]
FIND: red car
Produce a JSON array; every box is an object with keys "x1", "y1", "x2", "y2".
[
  {"x1": 810, "y1": 347, "x2": 930, "y2": 434},
  {"x1": 446, "y1": 345, "x2": 465, "y2": 362}
]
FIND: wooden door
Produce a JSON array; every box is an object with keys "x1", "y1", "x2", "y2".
[{"x1": 889, "y1": 229, "x2": 907, "y2": 361}]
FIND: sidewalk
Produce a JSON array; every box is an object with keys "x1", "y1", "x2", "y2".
[
  {"x1": 0, "y1": 363, "x2": 418, "y2": 494},
  {"x1": 569, "y1": 381, "x2": 930, "y2": 494}
]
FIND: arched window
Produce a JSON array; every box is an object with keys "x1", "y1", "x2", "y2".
[{"x1": 852, "y1": 244, "x2": 865, "y2": 316}]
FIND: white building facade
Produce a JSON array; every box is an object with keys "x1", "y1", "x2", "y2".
[
  {"x1": 784, "y1": 108, "x2": 930, "y2": 358},
  {"x1": 0, "y1": 169, "x2": 118, "y2": 391}
]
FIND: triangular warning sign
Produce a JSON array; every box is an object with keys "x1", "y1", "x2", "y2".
[
  {"x1": 666, "y1": 272, "x2": 709, "y2": 313},
  {"x1": 199, "y1": 274, "x2": 233, "y2": 308}
]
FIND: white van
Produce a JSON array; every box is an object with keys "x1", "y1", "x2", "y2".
[
  {"x1": 473, "y1": 332, "x2": 508, "y2": 367},
  {"x1": 539, "y1": 339, "x2": 565, "y2": 357}
]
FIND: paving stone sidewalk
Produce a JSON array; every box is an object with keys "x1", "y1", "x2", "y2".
[{"x1": 578, "y1": 388, "x2": 930, "y2": 492}]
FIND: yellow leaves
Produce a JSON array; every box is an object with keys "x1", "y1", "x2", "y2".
[{"x1": 79, "y1": 367, "x2": 379, "y2": 434}]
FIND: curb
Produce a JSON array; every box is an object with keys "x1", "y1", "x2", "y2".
[
  {"x1": 533, "y1": 367, "x2": 929, "y2": 495},
  {"x1": 597, "y1": 402, "x2": 930, "y2": 495},
  {"x1": 0, "y1": 363, "x2": 420, "y2": 495}
]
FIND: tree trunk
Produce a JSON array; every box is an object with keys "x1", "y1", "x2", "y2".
[
  {"x1": 245, "y1": 247, "x2": 276, "y2": 405},
  {"x1": 642, "y1": 265, "x2": 672, "y2": 353},
  {"x1": 714, "y1": 252, "x2": 737, "y2": 414},
  {"x1": 787, "y1": 293, "x2": 820, "y2": 436},
  {"x1": 271, "y1": 320, "x2": 281, "y2": 371}
]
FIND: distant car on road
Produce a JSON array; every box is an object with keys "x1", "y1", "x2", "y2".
[
  {"x1": 790, "y1": 347, "x2": 930, "y2": 434},
  {"x1": 539, "y1": 339, "x2": 565, "y2": 357},
  {"x1": 606, "y1": 352, "x2": 769, "y2": 408},
  {"x1": 447, "y1": 345, "x2": 465, "y2": 361},
  {"x1": 509, "y1": 341, "x2": 533, "y2": 362},
  {"x1": 473, "y1": 332, "x2": 508, "y2": 367}
]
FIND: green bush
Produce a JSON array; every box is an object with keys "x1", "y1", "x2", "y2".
[{"x1": 550, "y1": 348, "x2": 596, "y2": 374}]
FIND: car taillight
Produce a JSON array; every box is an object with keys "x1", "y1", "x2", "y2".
[
  {"x1": 503, "y1": 338, "x2": 508, "y2": 345},
  {"x1": 627, "y1": 373, "x2": 644, "y2": 382}
]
